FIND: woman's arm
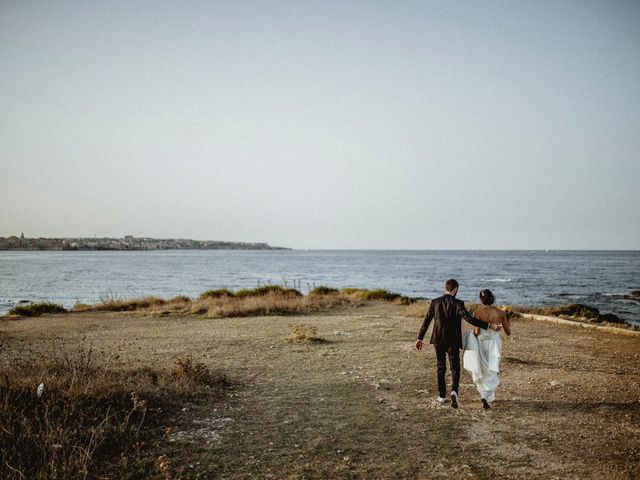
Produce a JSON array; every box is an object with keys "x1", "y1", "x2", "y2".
[{"x1": 502, "y1": 311, "x2": 511, "y2": 336}]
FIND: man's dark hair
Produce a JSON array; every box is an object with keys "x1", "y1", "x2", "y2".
[{"x1": 445, "y1": 279, "x2": 459, "y2": 292}]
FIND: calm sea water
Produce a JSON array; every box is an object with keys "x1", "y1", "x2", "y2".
[{"x1": 1, "y1": 250, "x2": 639, "y2": 325}]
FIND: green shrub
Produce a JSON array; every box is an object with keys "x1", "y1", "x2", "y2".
[
  {"x1": 340, "y1": 288, "x2": 367, "y2": 295},
  {"x1": 8, "y1": 302, "x2": 67, "y2": 317},
  {"x1": 309, "y1": 286, "x2": 340, "y2": 295},
  {"x1": 360, "y1": 289, "x2": 401, "y2": 301},
  {"x1": 233, "y1": 286, "x2": 302, "y2": 298},
  {"x1": 362, "y1": 289, "x2": 415, "y2": 305},
  {"x1": 168, "y1": 295, "x2": 191, "y2": 303},
  {"x1": 199, "y1": 289, "x2": 233, "y2": 299},
  {"x1": 339, "y1": 288, "x2": 414, "y2": 305}
]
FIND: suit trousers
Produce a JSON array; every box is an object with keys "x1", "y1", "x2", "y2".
[{"x1": 435, "y1": 345, "x2": 460, "y2": 398}]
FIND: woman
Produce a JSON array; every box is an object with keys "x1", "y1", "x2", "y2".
[{"x1": 462, "y1": 289, "x2": 511, "y2": 409}]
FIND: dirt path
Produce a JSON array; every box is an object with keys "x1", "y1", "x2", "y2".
[{"x1": 2, "y1": 304, "x2": 639, "y2": 479}]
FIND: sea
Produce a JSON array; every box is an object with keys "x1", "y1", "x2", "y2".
[{"x1": 1, "y1": 250, "x2": 639, "y2": 326}]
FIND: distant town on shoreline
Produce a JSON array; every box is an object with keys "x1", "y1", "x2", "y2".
[{"x1": 0, "y1": 233, "x2": 289, "y2": 251}]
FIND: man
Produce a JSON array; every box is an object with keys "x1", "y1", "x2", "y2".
[{"x1": 416, "y1": 279, "x2": 501, "y2": 408}]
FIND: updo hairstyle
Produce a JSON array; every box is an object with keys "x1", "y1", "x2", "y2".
[{"x1": 479, "y1": 289, "x2": 495, "y2": 306}]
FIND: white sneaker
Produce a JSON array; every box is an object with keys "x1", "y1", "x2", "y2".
[{"x1": 436, "y1": 396, "x2": 447, "y2": 404}]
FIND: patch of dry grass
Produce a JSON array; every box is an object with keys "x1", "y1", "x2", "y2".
[
  {"x1": 288, "y1": 323, "x2": 324, "y2": 343},
  {"x1": 192, "y1": 292, "x2": 355, "y2": 318},
  {"x1": 0, "y1": 343, "x2": 227, "y2": 480},
  {"x1": 73, "y1": 295, "x2": 167, "y2": 313},
  {"x1": 68, "y1": 286, "x2": 410, "y2": 318},
  {"x1": 404, "y1": 299, "x2": 429, "y2": 317}
]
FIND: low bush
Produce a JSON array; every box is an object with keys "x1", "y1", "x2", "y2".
[
  {"x1": 341, "y1": 288, "x2": 414, "y2": 305},
  {"x1": 340, "y1": 288, "x2": 367, "y2": 295},
  {"x1": 233, "y1": 285, "x2": 302, "y2": 298},
  {"x1": 168, "y1": 295, "x2": 191, "y2": 303},
  {"x1": 8, "y1": 302, "x2": 67, "y2": 317},
  {"x1": 199, "y1": 289, "x2": 233, "y2": 300},
  {"x1": 309, "y1": 286, "x2": 340, "y2": 295},
  {"x1": 361, "y1": 289, "x2": 413, "y2": 304}
]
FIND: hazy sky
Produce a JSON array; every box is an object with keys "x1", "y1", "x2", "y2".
[{"x1": 1, "y1": 1, "x2": 639, "y2": 249}]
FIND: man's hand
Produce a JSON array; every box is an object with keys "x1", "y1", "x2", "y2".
[
  {"x1": 415, "y1": 339, "x2": 424, "y2": 351},
  {"x1": 490, "y1": 323, "x2": 502, "y2": 332}
]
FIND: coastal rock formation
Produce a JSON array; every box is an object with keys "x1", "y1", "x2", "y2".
[{"x1": 597, "y1": 313, "x2": 625, "y2": 324}]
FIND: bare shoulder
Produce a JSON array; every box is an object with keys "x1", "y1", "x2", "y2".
[
  {"x1": 492, "y1": 306, "x2": 507, "y2": 318},
  {"x1": 478, "y1": 305, "x2": 505, "y2": 323},
  {"x1": 473, "y1": 305, "x2": 489, "y2": 321}
]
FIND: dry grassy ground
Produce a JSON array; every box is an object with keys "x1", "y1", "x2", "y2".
[{"x1": 2, "y1": 303, "x2": 639, "y2": 479}]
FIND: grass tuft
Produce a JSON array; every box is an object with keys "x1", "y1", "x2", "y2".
[
  {"x1": 288, "y1": 323, "x2": 324, "y2": 343},
  {"x1": 199, "y1": 289, "x2": 233, "y2": 300},
  {"x1": 309, "y1": 286, "x2": 340, "y2": 295},
  {"x1": 404, "y1": 300, "x2": 429, "y2": 317},
  {"x1": 168, "y1": 295, "x2": 191, "y2": 303},
  {"x1": 8, "y1": 302, "x2": 67, "y2": 317},
  {"x1": 340, "y1": 287, "x2": 367, "y2": 295}
]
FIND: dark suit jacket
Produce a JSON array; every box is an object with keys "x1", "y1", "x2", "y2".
[{"x1": 417, "y1": 294, "x2": 489, "y2": 349}]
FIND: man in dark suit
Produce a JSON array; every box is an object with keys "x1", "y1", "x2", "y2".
[{"x1": 416, "y1": 279, "x2": 501, "y2": 408}]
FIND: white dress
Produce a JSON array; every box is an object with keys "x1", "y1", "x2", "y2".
[{"x1": 462, "y1": 326, "x2": 502, "y2": 403}]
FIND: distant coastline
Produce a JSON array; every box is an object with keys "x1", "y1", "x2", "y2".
[{"x1": 0, "y1": 234, "x2": 289, "y2": 251}]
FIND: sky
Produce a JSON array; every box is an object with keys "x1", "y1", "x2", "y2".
[{"x1": 1, "y1": 1, "x2": 639, "y2": 250}]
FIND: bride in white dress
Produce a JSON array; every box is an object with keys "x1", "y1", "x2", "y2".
[{"x1": 462, "y1": 289, "x2": 511, "y2": 409}]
